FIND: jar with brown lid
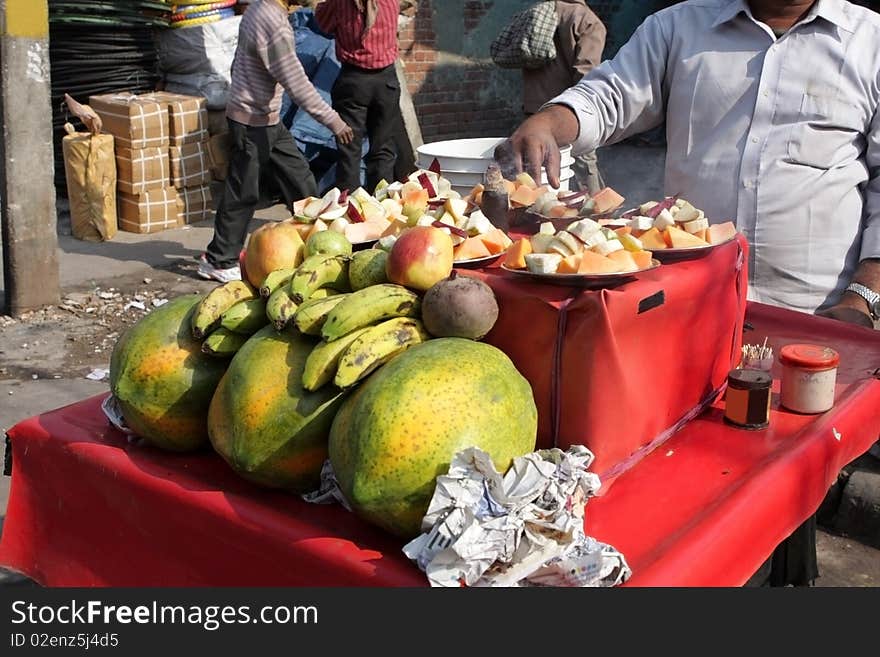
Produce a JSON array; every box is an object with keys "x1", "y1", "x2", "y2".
[{"x1": 724, "y1": 369, "x2": 772, "y2": 430}]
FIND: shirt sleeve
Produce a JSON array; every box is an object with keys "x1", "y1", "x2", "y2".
[
  {"x1": 314, "y1": 0, "x2": 337, "y2": 36},
  {"x1": 571, "y1": 13, "x2": 606, "y2": 85},
  {"x1": 548, "y1": 13, "x2": 670, "y2": 155},
  {"x1": 259, "y1": 22, "x2": 346, "y2": 134},
  {"x1": 861, "y1": 101, "x2": 880, "y2": 261}
]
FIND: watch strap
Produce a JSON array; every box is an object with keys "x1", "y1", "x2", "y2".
[{"x1": 846, "y1": 283, "x2": 880, "y2": 319}]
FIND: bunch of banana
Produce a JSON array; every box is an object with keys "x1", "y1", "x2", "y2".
[
  {"x1": 220, "y1": 297, "x2": 268, "y2": 335},
  {"x1": 289, "y1": 254, "x2": 350, "y2": 304},
  {"x1": 260, "y1": 267, "x2": 297, "y2": 299},
  {"x1": 202, "y1": 327, "x2": 249, "y2": 358},
  {"x1": 303, "y1": 317, "x2": 429, "y2": 390},
  {"x1": 191, "y1": 280, "x2": 259, "y2": 340},
  {"x1": 293, "y1": 294, "x2": 350, "y2": 336},
  {"x1": 321, "y1": 284, "x2": 421, "y2": 342},
  {"x1": 266, "y1": 286, "x2": 299, "y2": 331}
]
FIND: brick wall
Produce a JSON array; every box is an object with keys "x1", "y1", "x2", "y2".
[{"x1": 398, "y1": 0, "x2": 532, "y2": 144}]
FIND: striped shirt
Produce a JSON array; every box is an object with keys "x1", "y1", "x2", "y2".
[
  {"x1": 226, "y1": 0, "x2": 345, "y2": 132},
  {"x1": 315, "y1": 0, "x2": 398, "y2": 70}
]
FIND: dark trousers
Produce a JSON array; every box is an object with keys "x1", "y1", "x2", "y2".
[
  {"x1": 332, "y1": 63, "x2": 400, "y2": 192},
  {"x1": 207, "y1": 119, "x2": 317, "y2": 268}
]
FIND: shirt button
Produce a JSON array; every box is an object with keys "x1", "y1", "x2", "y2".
[
  {"x1": 763, "y1": 91, "x2": 769, "y2": 97},
  {"x1": 751, "y1": 137, "x2": 758, "y2": 143}
]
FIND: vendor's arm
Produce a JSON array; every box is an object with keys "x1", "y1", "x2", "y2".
[
  {"x1": 497, "y1": 12, "x2": 670, "y2": 187},
  {"x1": 260, "y1": 26, "x2": 353, "y2": 142},
  {"x1": 818, "y1": 104, "x2": 880, "y2": 329}
]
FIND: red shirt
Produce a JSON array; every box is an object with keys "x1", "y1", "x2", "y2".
[{"x1": 315, "y1": 0, "x2": 398, "y2": 70}]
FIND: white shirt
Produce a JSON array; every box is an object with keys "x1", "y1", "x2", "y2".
[{"x1": 552, "y1": 0, "x2": 880, "y2": 313}]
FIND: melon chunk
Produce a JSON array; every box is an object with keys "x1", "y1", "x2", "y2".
[
  {"x1": 344, "y1": 221, "x2": 386, "y2": 244},
  {"x1": 479, "y1": 228, "x2": 513, "y2": 255},
  {"x1": 590, "y1": 187, "x2": 625, "y2": 215},
  {"x1": 557, "y1": 254, "x2": 582, "y2": 274},
  {"x1": 503, "y1": 238, "x2": 532, "y2": 269},
  {"x1": 707, "y1": 221, "x2": 737, "y2": 245},
  {"x1": 607, "y1": 250, "x2": 639, "y2": 272},
  {"x1": 667, "y1": 225, "x2": 709, "y2": 248},
  {"x1": 631, "y1": 251, "x2": 653, "y2": 269},
  {"x1": 454, "y1": 236, "x2": 492, "y2": 261},
  {"x1": 510, "y1": 185, "x2": 539, "y2": 208},
  {"x1": 578, "y1": 250, "x2": 623, "y2": 274},
  {"x1": 638, "y1": 227, "x2": 667, "y2": 250}
]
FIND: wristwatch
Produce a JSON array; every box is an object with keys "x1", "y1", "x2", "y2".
[{"x1": 845, "y1": 283, "x2": 880, "y2": 320}]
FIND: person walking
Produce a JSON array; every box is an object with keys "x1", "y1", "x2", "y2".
[
  {"x1": 199, "y1": 0, "x2": 353, "y2": 283},
  {"x1": 315, "y1": 0, "x2": 401, "y2": 192}
]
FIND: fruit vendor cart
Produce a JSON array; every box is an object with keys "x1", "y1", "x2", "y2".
[{"x1": 2, "y1": 234, "x2": 879, "y2": 586}]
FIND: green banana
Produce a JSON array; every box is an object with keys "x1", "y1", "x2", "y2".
[
  {"x1": 265, "y1": 286, "x2": 299, "y2": 331},
  {"x1": 293, "y1": 293, "x2": 350, "y2": 336},
  {"x1": 301, "y1": 327, "x2": 372, "y2": 391},
  {"x1": 202, "y1": 327, "x2": 249, "y2": 357},
  {"x1": 321, "y1": 284, "x2": 421, "y2": 342},
  {"x1": 191, "y1": 280, "x2": 258, "y2": 340},
  {"x1": 289, "y1": 254, "x2": 350, "y2": 303},
  {"x1": 220, "y1": 297, "x2": 268, "y2": 335},
  {"x1": 260, "y1": 267, "x2": 297, "y2": 299},
  {"x1": 308, "y1": 287, "x2": 341, "y2": 300},
  {"x1": 334, "y1": 318, "x2": 429, "y2": 388}
]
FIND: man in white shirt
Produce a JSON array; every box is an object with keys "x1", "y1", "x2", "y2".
[{"x1": 497, "y1": 0, "x2": 880, "y2": 327}]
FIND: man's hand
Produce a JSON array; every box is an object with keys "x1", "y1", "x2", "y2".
[
  {"x1": 493, "y1": 105, "x2": 580, "y2": 189},
  {"x1": 817, "y1": 294, "x2": 874, "y2": 329},
  {"x1": 335, "y1": 123, "x2": 354, "y2": 146}
]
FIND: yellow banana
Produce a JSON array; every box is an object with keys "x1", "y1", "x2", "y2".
[
  {"x1": 265, "y1": 286, "x2": 299, "y2": 331},
  {"x1": 259, "y1": 268, "x2": 297, "y2": 299},
  {"x1": 301, "y1": 327, "x2": 371, "y2": 391},
  {"x1": 289, "y1": 254, "x2": 350, "y2": 303},
  {"x1": 292, "y1": 293, "x2": 350, "y2": 336},
  {"x1": 321, "y1": 284, "x2": 421, "y2": 342},
  {"x1": 220, "y1": 297, "x2": 268, "y2": 335},
  {"x1": 202, "y1": 327, "x2": 249, "y2": 358},
  {"x1": 334, "y1": 318, "x2": 429, "y2": 388},
  {"x1": 191, "y1": 280, "x2": 258, "y2": 340}
]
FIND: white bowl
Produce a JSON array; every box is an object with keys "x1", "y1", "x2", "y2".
[{"x1": 416, "y1": 137, "x2": 574, "y2": 173}]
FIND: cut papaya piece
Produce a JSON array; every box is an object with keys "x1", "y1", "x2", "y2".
[
  {"x1": 590, "y1": 187, "x2": 625, "y2": 215},
  {"x1": 578, "y1": 250, "x2": 623, "y2": 274},
  {"x1": 667, "y1": 225, "x2": 709, "y2": 248},
  {"x1": 402, "y1": 188, "x2": 429, "y2": 206},
  {"x1": 510, "y1": 185, "x2": 539, "y2": 208},
  {"x1": 454, "y1": 236, "x2": 492, "y2": 261},
  {"x1": 479, "y1": 228, "x2": 513, "y2": 254},
  {"x1": 638, "y1": 227, "x2": 667, "y2": 250},
  {"x1": 707, "y1": 221, "x2": 737, "y2": 245},
  {"x1": 614, "y1": 226, "x2": 632, "y2": 237},
  {"x1": 695, "y1": 228, "x2": 707, "y2": 242},
  {"x1": 557, "y1": 254, "x2": 582, "y2": 274},
  {"x1": 504, "y1": 179, "x2": 517, "y2": 195},
  {"x1": 607, "y1": 250, "x2": 639, "y2": 272},
  {"x1": 503, "y1": 238, "x2": 532, "y2": 269},
  {"x1": 631, "y1": 251, "x2": 653, "y2": 270}
]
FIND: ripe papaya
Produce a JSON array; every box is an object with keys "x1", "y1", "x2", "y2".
[
  {"x1": 208, "y1": 326, "x2": 347, "y2": 492},
  {"x1": 109, "y1": 294, "x2": 227, "y2": 452},
  {"x1": 329, "y1": 338, "x2": 538, "y2": 538}
]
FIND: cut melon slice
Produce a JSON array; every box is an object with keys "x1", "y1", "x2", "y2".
[
  {"x1": 667, "y1": 225, "x2": 710, "y2": 248},
  {"x1": 607, "y1": 250, "x2": 639, "y2": 272},
  {"x1": 631, "y1": 251, "x2": 653, "y2": 270},
  {"x1": 707, "y1": 221, "x2": 737, "y2": 245},
  {"x1": 590, "y1": 187, "x2": 625, "y2": 215},
  {"x1": 504, "y1": 238, "x2": 532, "y2": 269},
  {"x1": 454, "y1": 236, "x2": 492, "y2": 261},
  {"x1": 510, "y1": 185, "x2": 539, "y2": 208},
  {"x1": 344, "y1": 221, "x2": 385, "y2": 243},
  {"x1": 479, "y1": 228, "x2": 513, "y2": 255},
  {"x1": 557, "y1": 254, "x2": 582, "y2": 274},
  {"x1": 578, "y1": 250, "x2": 623, "y2": 274},
  {"x1": 638, "y1": 227, "x2": 667, "y2": 250}
]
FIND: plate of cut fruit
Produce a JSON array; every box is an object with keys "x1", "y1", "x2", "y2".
[
  {"x1": 500, "y1": 218, "x2": 660, "y2": 286},
  {"x1": 617, "y1": 197, "x2": 738, "y2": 261}
]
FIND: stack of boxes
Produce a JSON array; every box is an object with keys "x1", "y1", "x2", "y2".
[
  {"x1": 89, "y1": 93, "x2": 182, "y2": 234},
  {"x1": 89, "y1": 91, "x2": 215, "y2": 234},
  {"x1": 144, "y1": 92, "x2": 214, "y2": 225}
]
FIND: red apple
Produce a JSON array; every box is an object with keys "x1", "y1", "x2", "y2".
[
  {"x1": 386, "y1": 226, "x2": 454, "y2": 292},
  {"x1": 243, "y1": 220, "x2": 305, "y2": 288}
]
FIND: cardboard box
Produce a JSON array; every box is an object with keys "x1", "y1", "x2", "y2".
[
  {"x1": 116, "y1": 147, "x2": 170, "y2": 195},
  {"x1": 118, "y1": 187, "x2": 183, "y2": 234},
  {"x1": 89, "y1": 93, "x2": 169, "y2": 150},
  {"x1": 178, "y1": 183, "x2": 214, "y2": 224},
  {"x1": 142, "y1": 91, "x2": 209, "y2": 146},
  {"x1": 170, "y1": 141, "x2": 212, "y2": 189},
  {"x1": 207, "y1": 132, "x2": 230, "y2": 181}
]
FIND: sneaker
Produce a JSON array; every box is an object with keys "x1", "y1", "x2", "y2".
[{"x1": 197, "y1": 254, "x2": 242, "y2": 283}]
